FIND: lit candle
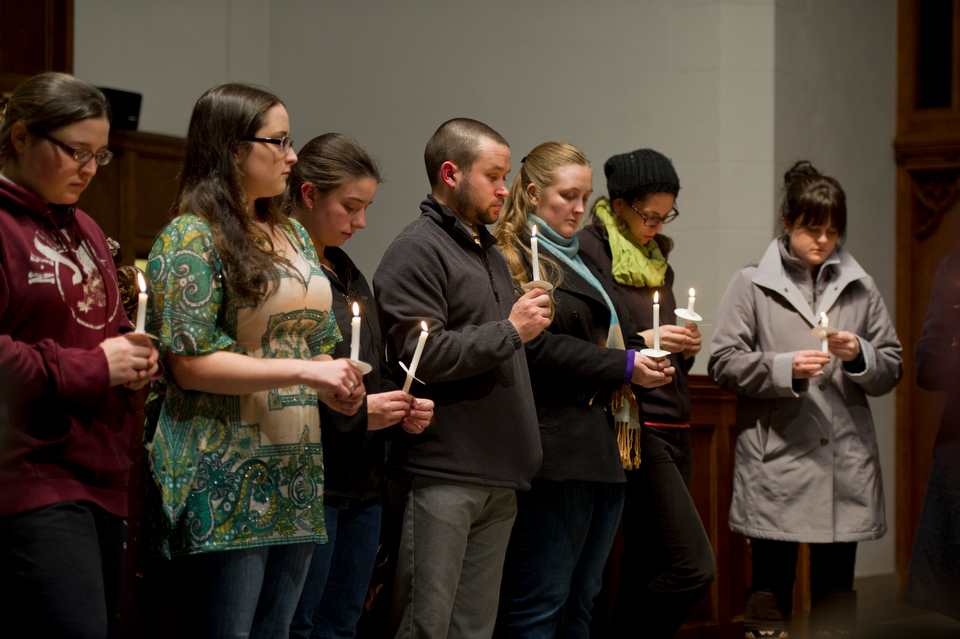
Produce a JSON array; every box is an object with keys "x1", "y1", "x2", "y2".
[
  {"x1": 402, "y1": 321, "x2": 429, "y2": 393},
  {"x1": 687, "y1": 288, "x2": 696, "y2": 314},
  {"x1": 820, "y1": 312, "x2": 829, "y2": 353},
  {"x1": 135, "y1": 272, "x2": 148, "y2": 333},
  {"x1": 531, "y1": 225, "x2": 540, "y2": 282},
  {"x1": 653, "y1": 291, "x2": 661, "y2": 352},
  {"x1": 350, "y1": 302, "x2": 361, "y2": 361}
]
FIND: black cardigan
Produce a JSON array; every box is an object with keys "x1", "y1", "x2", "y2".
[{"x1": 520, "y1": 237, "x2": 647, "y2": 483}]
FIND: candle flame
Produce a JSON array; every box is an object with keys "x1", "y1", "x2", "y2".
[
  {"x1": 532, "y1": 225, "x2": 538, "y2": 237},
  {"x1": 137, "y1": 271, "x2": 146, "y2": 293},
  {"x1": 821, "y1": 312, "x2": 828, "y2": 326},
  {"x1": 653, "y1": 291, "x2": 659, "y2": 304},
  {"x1": 421, "y1": 321, "x2": 428, "y2": 331},
  {"x1": 689, "y1": 288, "x2": 695, "y2": 297},
  {"x1": 353, "y1": 302, "x2": 360, "y2": 317}
]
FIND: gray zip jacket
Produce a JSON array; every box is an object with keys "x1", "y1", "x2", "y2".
[{"x1": 708, "y1": 238, "x2": 902, "y2": 542}]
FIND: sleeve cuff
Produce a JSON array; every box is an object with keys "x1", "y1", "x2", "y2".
[
  {"x1": 624, "y1": 349, "x2": 636, "y2": 384},
  {"x1": 773, "y1": 351, "x2": 802, "y2": 397}
]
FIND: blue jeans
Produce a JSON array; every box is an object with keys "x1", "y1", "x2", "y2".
[
  {"x1": 173, "y1": 542, "x2": 314, "y2": 639},
  {"x1": 290, "y1": 497, "x2": 382, "y2": 639},
  {"x1": 495, "y1": 480, "x2": 626, "y2": 639}
]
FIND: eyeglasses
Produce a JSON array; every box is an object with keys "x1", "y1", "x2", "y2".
[
  {"x1": 29, "y1": 127, "x2": 114, "y2": 166},
  {"x1": 242, "y1": 136, "x2": 294, "y2": 154},
  {"x1": 629, "y1": 201, "x2": 679, "y2": 227}
]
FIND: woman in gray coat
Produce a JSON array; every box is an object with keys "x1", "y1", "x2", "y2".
[{"x1": 708, "y1": 161, "x2": 902, "y2": 639}]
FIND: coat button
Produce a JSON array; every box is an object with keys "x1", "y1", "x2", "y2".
[
  {"x1": 572, "y1": 311, "x2": 580, "y2": 320},
  {"x1": 819, "y1": 383, "x2": 827, "y2": 391},
  {"x1": 577, "y1": 393, "x2": 586, "y2": 401},
  {"x1": 820, "y1": 438, "x2": 829, "y2": 446}
]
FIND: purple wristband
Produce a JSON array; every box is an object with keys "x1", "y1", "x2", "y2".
[{"x1": 624, "y1": 349, "x2": 636, "y2": 384}]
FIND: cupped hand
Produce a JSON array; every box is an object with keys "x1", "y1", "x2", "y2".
[
  {"x1": 509, "y1": 288, "x2": 552, "y2": 343},
  {"x1": 681, "y1": 322, "x2": 702, "y2": 359},
  {"x1": 827, "y1": 331, "x2": 861, "y2": 362},
  {"x1": 402, "y1": 397, "x2": 435, "y2": 434},
  {"x1": 793, "y1": 350, "x2": 830, "y2": 378},
  {"x1": 101, "y1": 333, "x2": 159, "y2": 387},
  {"x1": 367, "y1": 391, "x2": 414, "y2": 431},
  {"x1": 632, "y1": 352, "x2": 675, "y2": 388}
]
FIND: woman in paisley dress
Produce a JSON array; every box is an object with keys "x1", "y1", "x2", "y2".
[
  {"x1": 0, "y1": 72, "x2": 159, "y2": 639},
  {"x1": 144, "y1": 83, "x2": 365, "y2": 639}
]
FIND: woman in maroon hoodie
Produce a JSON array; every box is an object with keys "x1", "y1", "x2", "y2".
[{"x1": 0, "y1": 72, "x2": 159, "y2": 639}]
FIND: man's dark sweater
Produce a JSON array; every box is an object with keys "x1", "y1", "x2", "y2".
[{"x1": 373, "y1": 195, "x2": 541, "y2": 489}]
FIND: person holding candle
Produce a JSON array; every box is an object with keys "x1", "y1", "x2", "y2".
[
  {"x1": 0, "y1": 72, "x2": 159, "y2": 638},
  {"x1": 282, "y1": 133, "x2": 433, "y2": 639},
  {"x1": 709, "y1": 161, "x2": 902, "y2": 638},
  {"x1": 491, "y1": 141, "x2": 674, "y2": 639},
  {"x1": 144, "y1": 85, "x2": 366, "y2": 638},
  {"x1": 576, "y1": 148, "x2": 714, "y2": 638},
  {"x1": 374, "y1": 118, "x2": 552, "y2": 639}
]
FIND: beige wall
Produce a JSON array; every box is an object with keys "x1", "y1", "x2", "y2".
[{"x1": 74, "y1": 0, "x2": 898, "y2": 576}]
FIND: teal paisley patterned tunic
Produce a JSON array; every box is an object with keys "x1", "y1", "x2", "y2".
[{"x1": 144, "y1": 214, "x2": 339, "y2": 557}]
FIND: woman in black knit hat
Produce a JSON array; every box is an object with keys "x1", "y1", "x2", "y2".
[{"x1": 578, "y1": 148, "x2": 715, "y2": 638}]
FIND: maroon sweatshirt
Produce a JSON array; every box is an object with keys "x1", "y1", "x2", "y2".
[{"x1": 0, "y1": 176, "x2": 135, "y2": 518}]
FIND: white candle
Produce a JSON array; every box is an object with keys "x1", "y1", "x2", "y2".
[
  {"x1": 403, "y1": 321, "x2": 429, "y2": 393},
  {"x1": 653, "y1": 291, "x2": 661, "y2": 352},
  {"x1": 135, "y1": 272, "x2": 148, "y2": 333},
  {"x1": 531, "y1": 225, "x2": 540, "y2": 282},
  {"x1": 350, "y1": 302, "x2": 361, "y2": 361},
  {"x1": 820, "y1": 312, "x2": 829, "y2": 353},
  {"x1": 687, "y1": 288, "x2": 696, "y2": 314}
]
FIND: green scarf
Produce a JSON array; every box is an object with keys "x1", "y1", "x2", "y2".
[{"x1": 593, "y1": 199, "x2": 667, "y2": 288}]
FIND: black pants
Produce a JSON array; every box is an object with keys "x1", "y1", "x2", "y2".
[
  {"x1": 749, "y1": 538, "x2": 857, "y2": 618},
  {"x1": 609, "y1": 426, "x2": 716, "y2": 639},
  {"x1": 0, "y1": 500, "x2": 127, "y2": 639}
]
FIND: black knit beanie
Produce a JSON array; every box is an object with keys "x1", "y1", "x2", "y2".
[{"x1": 603, "y1": 149, "x2": 680, "y2": 201}]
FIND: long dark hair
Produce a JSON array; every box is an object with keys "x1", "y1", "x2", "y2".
[
  {"x1": 779, "y1": 160, "x2": 847, "y2": 239},
  {"x1": 0, "y1": 72, "x2": 110, "y2": 165},
  {"x1": 281, "y1": 132, "x2": 382, "y2": 213},
  {"x1": 175, "y1": 83, "x2": 299, "y2": 303}
]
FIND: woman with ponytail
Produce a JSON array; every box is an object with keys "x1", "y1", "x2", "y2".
[
  {"x1": 709, "y1": 161, "x2": 902, "y2": 638},
  {"x1": 493, "y1": 141, "x2": 672, "y2": 639}
]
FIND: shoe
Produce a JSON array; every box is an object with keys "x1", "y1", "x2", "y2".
[
  {"x1": 745, "y1": 631, "x2": 789, "y2": 638},
  {"x1": 744, "y1": 590, "x2": 790, "y2": 639}
]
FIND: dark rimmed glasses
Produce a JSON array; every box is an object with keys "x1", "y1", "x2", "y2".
[
  {"x1": 629, "y1": 201, "x2": 679, "y2": 227},
  {"x1": 242, "y1": 135, "x2": 294, "y2": 154},
  {"x1": 29, "y1": 127, "x2": 114, "y2": 166}
]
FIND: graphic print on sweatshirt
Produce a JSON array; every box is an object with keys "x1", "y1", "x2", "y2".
[{"x1": 27, "y1": 227, "x2": 115, "y2": 330}]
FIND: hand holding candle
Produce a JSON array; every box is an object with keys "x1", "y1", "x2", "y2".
[
  {"x1": 350, "y1": 302, "x2": 361, "y2": 361},
  {"x1": 135, "y1": 272, "x2": 148, "y2": 333},
  {"x1": 402, "y1": 321, "x2": 429, "y2": 393}
]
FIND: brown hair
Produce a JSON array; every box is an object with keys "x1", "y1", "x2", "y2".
[
  {"x1": 779, "y1": 160, "x2": 847, "y2": 239},
  {"x1": 0, "y1": 72, "x2": 110, "y2": 165},
  {"x1": 175, "y1": 82, "x2": 299, "y2": 303},
  {"x1": 493, "y1": 141, "x2": 590, "y2": 292},
  {"x1": 281, "y1": 132, "x2": 382, "y2": 215},
  {"x1": 424, "y1": 118, "x2": 509, "y2": 188}
]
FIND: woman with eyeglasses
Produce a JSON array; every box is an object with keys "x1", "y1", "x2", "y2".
[
  {"x1": 144, "y1": 84, "x2": 365, "y2": 638},
  {"x1": 283, "y1": 133, "x2": 434, "y2": 639},
  {"x1": 709, "y1": 161, "x2": 901, "y2": 638},
  {"x1": 0, "y1": 72, "x2": 159, "y2": 638},
  {"x1": 577, "y1": 148, "x2": 715, "y2": 639}
]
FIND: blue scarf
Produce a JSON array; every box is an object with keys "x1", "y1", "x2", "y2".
[{"x1": 528, "y1": 214, "x2": 620, "y2": 330}]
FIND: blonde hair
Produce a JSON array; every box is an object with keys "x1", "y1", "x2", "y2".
[{"x1": 494, "y1": 141, "x2": 590, "y2": 293}]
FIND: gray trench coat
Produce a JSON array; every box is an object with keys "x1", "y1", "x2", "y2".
[{"x1": 708, "y1": 239, "x2": 902, "y2": 543}]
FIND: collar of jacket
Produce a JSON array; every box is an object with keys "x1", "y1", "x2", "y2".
[
  {"x1": 751, "y1": 237, "x2": 868, "y2": 327},
  {"x1": 421, "y1": 194, "x2": 498, "y2": 251},
  {"x1": 323, "y1": 245, "x2": 360, "y2": 292},
  {"x1": 0, "y1": 173, "x2": 77, "y2": 226},
  {"x1": 520, "y1": 230, "x2": 609, "y2": 308}
]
